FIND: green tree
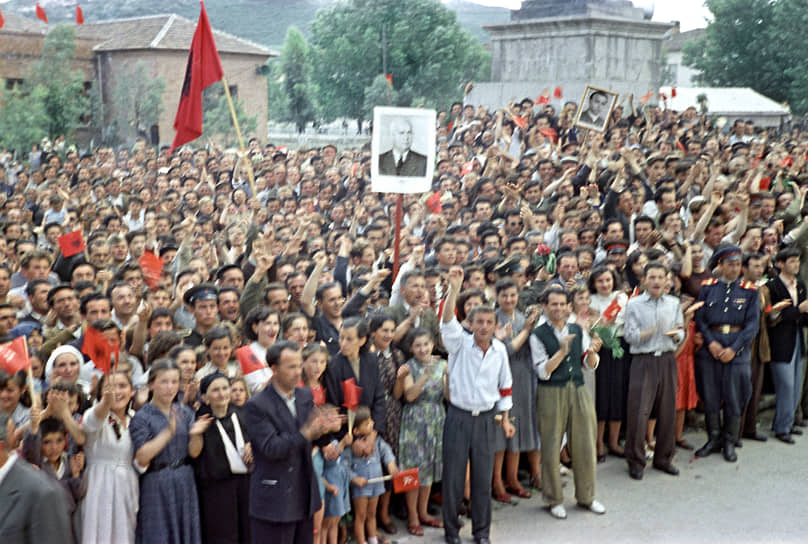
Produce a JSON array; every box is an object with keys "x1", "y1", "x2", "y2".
[
  {"x1": 682, "y1": 0, "x2": 796, "y2": 109},
  {"x1": 107, "y1": 62, "x2": 166, "y2": 145},
  {"x1": 309, "y1": 0, "x2": 490, "y2": 125},
  {"x1": 27, "y1": 25, "x2": 89, "y2": 139},
  {"x1": 202, "y1": 82, "x2": 258, "y2": 147},
  {"x1": 0, "y1": 86, "x2": 49, "y2": 156},
  {"x1": 266, "y1": 62, "x2": 290, "y2": 122},
  {"x1": 363, "y1": 74, "x2": 399, "y2": 119},
  {"x1": 279, "y1": 27, "x2": 316, "y2": 133}
]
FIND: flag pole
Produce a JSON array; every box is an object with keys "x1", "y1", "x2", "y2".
[
  {"x1": 23, "y1": 336, "x2": 39, "y2": 410},
  {"x1": 220, "y1": 75, "x2": 256, "y2": 197}
]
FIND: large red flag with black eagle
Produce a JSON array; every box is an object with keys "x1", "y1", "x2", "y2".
[{"x1": 170, "y1": 1, "x2": 224, "y2": 151}]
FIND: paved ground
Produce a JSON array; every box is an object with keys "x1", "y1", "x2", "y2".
[{"x1": 382, "y1": 409, "x2": 808, "y2": 544}]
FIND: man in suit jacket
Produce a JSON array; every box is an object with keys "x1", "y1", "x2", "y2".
[
  {"x1": 378, "y1": 118, "x2": 428, "y2": 177},
  {"x1": 765, "y1": 247, "x2": 808, "y2": 443},
  {"x1": 577, "y1": 90, "x2": 610, "y2": 129},
  {"x1": 0, "y1": 413, "x2": 72, "y2": 544},
  {"x1": 243, "y1": 340, "x2": 334, "y2": 544}
]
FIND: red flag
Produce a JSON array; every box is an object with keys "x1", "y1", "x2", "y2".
[
  {"x1": 671, "y1": 87, "x2": 677, "y2": 98},
  {"x1": 536, "y1": 87, "x2": 550, "y2": 105},
  {"x1": 601, "y1": 298, "x2": 621, "y2": 322},
  {"x1": 35, "y1": 3, "x2": 48, "y2": 23},
  {"x1": 425, "y1": 191, "x2": 442, "y2": 214},
  {"x1": 660, "y1": 92, "x2": 668, "y2": 101},
  {"x1": 82, "y1": 326, "x2": 112, "y2": 374},
  {"x1": 0, "y1": 6, "x2": 5, "y2": 29},
  {"x1": 676, "y1": 139, "x2": 686, "y2": 152},
  {"x1": 342, "y1": 378, "x2": 362, "y2": 410},
  {"x1": 385, "y1": 74, "x2": 393, "y2": 86},
  {"x1": 139, "y1": 250, "x2": 164, "y2": 289},
  {"x1": 235, "y1": 345, "x2": 266, "y2": 374},
  {"x1": 553, "y1": 86, "x2": 563, "y2": 99},
  {"x1": 58, "y1": 230, "x2": 85, "y2": 257},
  {"x1": 0, "y1": 337, "x2": 30, "y2": 375},
  {"x1": 460, "y1": 160, "x2": 474, "y2": 176},
  {"x1": 630, "y1": 286, "x2": 640, "y2": 298},
  {"x1": 512, "y1": 115, "x2": 527, "y2": 130},
  {"x1": 170, "y1": 1, "x2": 224, "y2": 152},
  {"x1": 539, "y1": 126, "x2": 558, "y2": 143},
  {"x1": 640, "y1": 90, "x2": 654, "y2": 105},
  {"x1": 392, "y1": 468, "x2": 420, "y2": 493},
  {"x1": 76, "y1": 5, "x2": 84, "y2": 25}
]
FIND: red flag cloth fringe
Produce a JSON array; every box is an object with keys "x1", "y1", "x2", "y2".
[
  {"x1": 671, "y1": 87, "x2": 677, "y2": 98},
  {"x1": 553, "y1": 86, "x2": 563, "y2": 99},
  {"x1": 602, "y1": 298, "x2": 621, "y2": 322},
  {"x1": 35, "y1": 4, "x2": 48, "y2": 23},
  {"x1": 76, "y1": 5, "x2": 84, "y2": 25},
  {"x1": 138, "y1": 250, "x2": 164, "y2": 289},
  {"x1": 82, "y1": 326, "x2": 112, "y2": 374},
  {"x1": 0, "y1": 337, "x2": 30, "y2": 375},
  {"x1": 512, "y1": 116, "x2": 527, "y2": 130},
  {"x1": 235, "y1": 345, "x2": 266, "y2": 375},
  {"x1": 425, "y1": 191, "x2": 442, "y2": 214},
  {"x1": 170, "y1": 1, "x2": 224, "y2": 151},
  {"x1": 58, "y1": 230, "x2": 85, "y2": 257},
  {"x1": 342, "y1": 378, "x2": 362, "y2": 410},
  {"x1": 392, "y1": 468, "x2": 420, "y2": 493}
]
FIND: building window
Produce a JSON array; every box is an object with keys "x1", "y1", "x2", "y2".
[{"x1": 5, "y1": 78, "x2": 24, "y2": 90}]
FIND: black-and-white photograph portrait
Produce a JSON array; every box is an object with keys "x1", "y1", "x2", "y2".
[
  {"x1": 371, "y1": 107, "x2": 436, "y2": 193},
  {"x1": 574, "y1": 85, "x2": 618, "y2": 132}
]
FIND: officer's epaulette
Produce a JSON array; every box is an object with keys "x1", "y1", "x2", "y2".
[
  {"x1": 701, "y1": 278, "x2": 718, "y2": 286},
  {"x1": 739, "y1": 280, "x2": 757, "y2": 291}
]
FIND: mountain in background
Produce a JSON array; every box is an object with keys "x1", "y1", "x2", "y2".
[{"x1": 3, "y1": 0, "x2": 510, "y2": 48}]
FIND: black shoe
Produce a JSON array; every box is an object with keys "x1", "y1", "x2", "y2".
[
  {"x1": 790, "y1": 427, "x2": 803, "y2": 435},
  {"x1": 695, "y1": 413, "x2": 722, "y2": 457},
  {"x1": 653, "y1": 464, "x2": 680, "y2": 476},
  {"x1": 475, "y1": 538, "x2": 492, "y2": 544},
  {"x1": 794, "y1": 418, "x2": 808, "y2": 428},
  {"x1": 742, "y1": 431, "x2": 768, "y2": 442},
  {"x1": 722, "y1": 416, "x2": 740, "y2": 462},
  {"x1": 445, "y1": 537, "x2": 462, "y2": 544},
  {"x1": 776, "y1": 433, "x2": 796, "y2": 444},
  {"x1": 628, "y1": 466, "x2": 644, "y2": 480}
]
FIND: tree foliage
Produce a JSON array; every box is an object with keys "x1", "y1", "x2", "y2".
[
  {"x1": 309, "y1": 0, "x2": 490, "y2": 123},
  {"x1": 202, "y1": 82, "x2": 258, "y2": 147},
  {"x1": 27, "y1": 25, "x2": 89, "y2": 139},
  {"x1": 682, "y1": 0, "x2": 808, "y2": 112},
  {"x1": 107, "y1": 62, "x2": 166, "y2": 145},
  {"x1": 279, "y1": 27, "x2": 317, "y2": 133},
  {"x1": 0, "y1": 87, "x2": 50, "y2": 156},
  {"x1": 363, "y1": 74, "x2": 398, "y2": 119}
]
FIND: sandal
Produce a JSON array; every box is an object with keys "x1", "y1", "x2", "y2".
[
  {"x1": 420, "y1": 516, "x2": 443, "y2": 528},
  {"x1": 379, "y1": 519, "x2": 397, "y2": 534},
  {"x1": 493, "y1": 491, "x2": 512, "y2": 504},
  {"x1": 407, "y1": 524, "x2": 424, "y2": 536},
  {"x1": 506, "y1": 486, "x2": 532, "y2": 499}
]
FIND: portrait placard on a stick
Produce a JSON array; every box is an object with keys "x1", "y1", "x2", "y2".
[
  {"x1": 371, "y1": 107, "x2": 436, "y2": 193},
  {"x1": 574, "y1": 85, "x2": 618, "y2": 133}
]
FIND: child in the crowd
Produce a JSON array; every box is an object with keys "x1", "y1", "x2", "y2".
[
  {"x1": 23, "y1": 409, "x2": 88, "y2": 541},
  {"x1": 348, "y1": 405, "x2": 399, "y2": 544},
  {"x1": 0, "y1": 369, "x2": 32, "y2": 446}
]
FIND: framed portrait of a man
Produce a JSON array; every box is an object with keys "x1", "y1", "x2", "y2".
[
  {"x1": 371, "y1": 107, "x2": 436, "y2": 193},
  {"x1": 574, "y1": 85, "x2": 618, "y2": 133}
]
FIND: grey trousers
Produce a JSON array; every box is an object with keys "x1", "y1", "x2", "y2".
[{"x1": 442, "y1": 404, "x2": 496, "y2": 541}]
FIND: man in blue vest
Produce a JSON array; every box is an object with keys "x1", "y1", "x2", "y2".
[{"x1": 529, "y1": 286, "x2": 605, "y2": 520}]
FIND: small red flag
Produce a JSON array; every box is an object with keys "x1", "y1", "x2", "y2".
[
  {"x1": 425, "y1": 191, "x2": 442, "y2": 214},
  {"x1": 512, "y1": 115, "x2": 527, "y2": 130},
  {"x1": 0, "y1": 6, "x2": 5, "y2": 29},
  {"x1": 342, "y1": 378, "x2": 362, "y2": 410},
  {"x1": 640, "y1": 91, "x2": 654, "y2": 105},
  {"x1": 35, "y1": 3, "x2": 48, "y2": 24},
  {"x1": 676, "y1": 139, "x2": 686, "y2": 152},
  {"x1": 235, "y1": 345, "x2": 266, "y2": 375},
  {"x1": 82, "y1": 326, "x2": 112, "y2": 374},
  {"x1": 170, "y1": 1, "x2": 224, "y2": 152},
  {"x1": 58, "y1": 230, "x2": 85, "y2": 257},
  {"x1": 630, "y1": 286, "x2": 640, "y2": 298},
  {"x1": 76, "y1": 5, "x2": 84, "y2": 25},
  {"x1": 671, "y1": 87, "x2": 677, "y2": 98},
  {"x1": 602, "y1": 298, "x2": 621, "y2": 322},
  {"x1": 385, "y1": 74, "x2": 393, "y2": 86},
  {"x1": 460, "y1": 160, "x2": 474, "y2": 176},
  {"x1": 553, "y1": 86, "x2": 563, "y2": 99},
  {"x1": 392, "y1": 468, "x2": 420, "y2": 493},
  {"x1": 0, "y1": 337, "x2": 30, "y2": 375},
  {"x1": 138, "y1": 249, "x2": 164, "y2": 289},
  {"x1": 539, "y1": 126, "x2": 558, "y2": 143},
  {"x1": 660, "y1": 92, "x2": 668, "y2": 101},
  {"x1": 779, "y1": 156, "x2": 793, "y2": 168}
]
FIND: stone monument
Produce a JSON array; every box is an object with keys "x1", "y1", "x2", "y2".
[{"x1": 467, "y1": 0, "x2": 674, "y2": 110}]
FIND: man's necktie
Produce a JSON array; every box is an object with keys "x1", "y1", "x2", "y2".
[{"x1": 396, "y1": 157, "x2": 403, "y2": 175}]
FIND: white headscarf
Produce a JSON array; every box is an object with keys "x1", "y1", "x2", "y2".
[{"x1": 45, "y1": 345, "x2": 85, "y2": 382}]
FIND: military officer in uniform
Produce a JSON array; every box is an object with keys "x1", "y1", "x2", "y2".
[
  {"x1": 183, "y1": 283, "x2": 220, "y2": 347},
  {"x1": 694, "y1": 245, "x2": 760, "y2": 462}
]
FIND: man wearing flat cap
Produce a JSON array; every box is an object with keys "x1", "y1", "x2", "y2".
[
  {"x1": 694, "y1": 245, "x2": 760, "y2": 462},
  {"x1": 184, "y1": 283, "x2": 220, "y2": 347}
]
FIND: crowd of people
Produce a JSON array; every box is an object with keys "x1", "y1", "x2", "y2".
[{"x1": 0, "y1": 89, "x2": 807, "y2": 544}]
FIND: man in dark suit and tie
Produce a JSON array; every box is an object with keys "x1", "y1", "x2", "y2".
[
  {"x1": 0, "y1": 412, "x2": 72, "y2": 544},
  {"x1": 378, "y1": 117, "x2": 428, "y2": 176},
  {"x1": 577, "y1": 90, "x2": 610, "y2": 129},
  {"x1": 244, "y1": 340, "x2": 336, "y2": 544}
]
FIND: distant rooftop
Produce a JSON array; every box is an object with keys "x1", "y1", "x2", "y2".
[{"x1": 663, "y1": 28, "x2": 705, "y2": 53}]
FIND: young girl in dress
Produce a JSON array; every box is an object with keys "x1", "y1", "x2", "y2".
[
  {"x1": 81, "y1": 371, "x2": 138, "y2": 544},
  {"x1": 349, "y1": 405, "x2": 400, "y2": 544},
  {"x1": 0, "y1": 369, "x2": 31, "y2": 446},
  {"x1": 303, "y1": 343, "x2": 350, "y2": 544},
  {"x1": 129, "y1": 359, "x2": 213, "y2": 544}
]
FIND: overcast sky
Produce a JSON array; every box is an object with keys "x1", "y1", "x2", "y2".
[{"x1": 454, "y1": 0, "x2": 712, "y2": 32}]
